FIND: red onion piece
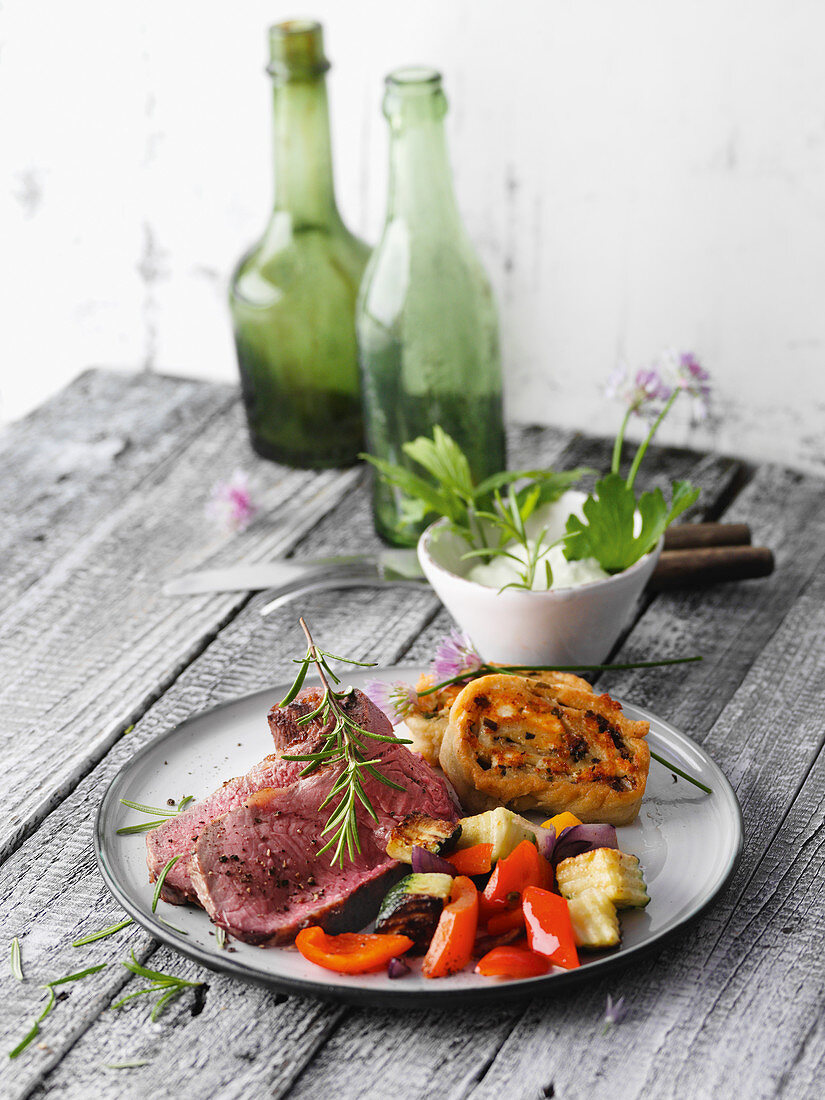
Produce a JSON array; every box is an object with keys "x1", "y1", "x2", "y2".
[
  {"x1": 552, "y1": 824, "x2": 618, "y2": 867},
  {"x1": 410, "y1": 845, "x2": 456, "y2": 876},
  {"x1": 387, "y1": 956, "x2": 411, "y2": 979}
]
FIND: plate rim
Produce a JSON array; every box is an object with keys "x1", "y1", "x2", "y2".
[{"x1": 94, "y1": 667, "x2": 744, "y2": 1007}]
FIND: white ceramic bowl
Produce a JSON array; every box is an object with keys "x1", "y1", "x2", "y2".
[{"x1": 417, "y1": 518, "x2": 662, "y2": 667}]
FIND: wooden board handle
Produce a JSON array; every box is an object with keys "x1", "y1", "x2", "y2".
[
  {"x1": 650, "y1": 545, "x2": 774, "y2": 590},
  {"x1": 663, "y1": 522, "x2": 752, "y2": 550}
]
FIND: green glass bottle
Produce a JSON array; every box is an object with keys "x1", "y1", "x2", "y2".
[
  {"x1": 357, "y1": 68, "x2": 506, "y2": 545},
  {"x1": 229, "y1": 21, "x2": 369, "y2": 468}
]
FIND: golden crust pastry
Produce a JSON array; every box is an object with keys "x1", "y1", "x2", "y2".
[
  {"x1": 438, "y1": 674, "x2": 650, "y2": 825},
  {"x1": 404, "y1": 674, "x2": 464, "y2": 765},
  {"x1": 405, "y1": 671, "x2": 594, "y2": 766}
]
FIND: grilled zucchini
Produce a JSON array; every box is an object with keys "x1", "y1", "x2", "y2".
[
  {"x1": 374, "y1": 873, "x2": 453, "y2": 953},
  {"x1": 456, "y1": 807, "x2": 540, "y2": 862},
  {"x1": 556, "y1": 848, "x2": 650, "y2": 909},
  {"x1": 385, "y1": 814, "x2": 462, "y2": 863},
  {"x1": 566, "y1": 889, "x2": 620, "y2": 949}
]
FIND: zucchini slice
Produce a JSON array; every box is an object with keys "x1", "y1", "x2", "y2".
[
  {"x1": 456, "y1": 807, "x2": 540, "y2": 862},
  {"x1": 374, "y1": 873, "x2": 454, "y2": 954}
]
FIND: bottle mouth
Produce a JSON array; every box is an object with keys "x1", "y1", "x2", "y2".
[
  {"x1": 386, "y1": 66, "x2": 442, "y2": 90},
  {"x1": 268, "y1": 20, "x2": 330, "y2": 78}
]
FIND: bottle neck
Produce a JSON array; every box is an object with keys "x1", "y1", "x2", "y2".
[
  {"x1": 383, "y1": 73, "x2": 461, "y2": 227},
  {"x1": 270, "y1": 76, "x2": 340, "y2": 227}
]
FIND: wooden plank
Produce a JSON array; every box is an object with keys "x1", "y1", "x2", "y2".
[
  {"x1": 0, "y1": 398, "x2": 364, "y2": 863},
  {"x1": 0, "y1": 431, "x2": 749, "y2": 1097},
  {"x1": 259, "y1": 464, "x2": 825, "y2": 1100},
  {"x1": 0, "y1": 369, "x2": 235, "y2": 616},
  {"x1": 447, "y1": 549, "x2": 825, "y2": 1100}
]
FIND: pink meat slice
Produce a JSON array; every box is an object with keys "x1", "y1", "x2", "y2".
[
  {"x1": 190, "y1": 709, "x2": 462, "y2": 942},
  {"x1": 190, "y1": 781, "x2": 400, "y2": 944},
  {"x1": 147, "y1": 686, "x2": 457, "y2": 906}
]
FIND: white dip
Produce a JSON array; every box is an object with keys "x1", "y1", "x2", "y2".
[{"x1": 465, "y1": 490, "x2": 610, "y2": 592}]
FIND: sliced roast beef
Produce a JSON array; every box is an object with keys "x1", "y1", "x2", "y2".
[
  {"x1": 190, "y1": 781, "x2": 402, "y2": 944},
  {"x1": 190, "y1": 707, "x2": 461, "y2": 942},
  {"x1": 147, "y1": 686, "x2": 457, "y2": 908}
]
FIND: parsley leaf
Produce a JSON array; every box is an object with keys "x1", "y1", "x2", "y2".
[{"x1": 564, "y1": 473, "x2": 700, "y2": 572}]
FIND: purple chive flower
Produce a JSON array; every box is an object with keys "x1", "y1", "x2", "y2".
[
  {"x1": 602, "y1": 994, "x2": 628, "y2": 1033},
  {"x1": 206, "y1": 470, "x2": 258, "y2": 532},
  {"x1": 431, "y1": 629, "x2": 483, "y2": 682},
  {"x1": 605, "y1": 364, "x2": 671, "y2": 418},
  {"x1": 675, "y1": 351, "x2": 712, "y2": 422},
  {"x1": 364, "y1": 679, "x2": 418, "y2": 721}
]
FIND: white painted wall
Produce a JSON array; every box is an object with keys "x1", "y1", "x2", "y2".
[{"x1": 2, "y1": 0, "x2": 823, "y2": 472}]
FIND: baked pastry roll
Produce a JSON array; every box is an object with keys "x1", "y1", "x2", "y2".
[
  {"x1": 406, "y1": 670, "x2": 595, "y2": 767},
  {"x1": 438, "y1": 674, "x2": 650, "y2": 825}
]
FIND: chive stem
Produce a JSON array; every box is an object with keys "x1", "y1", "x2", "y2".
[{"x1": 649, "y1": 750, "x2": 712, "y2": 794}]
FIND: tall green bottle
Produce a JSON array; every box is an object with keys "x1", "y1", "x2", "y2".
[
  {"x1": 357, "y1": 68, "x2": 505, "y2": 545},
  {"x1": 229, "y1": 21, "x2": 369, "y2": 468}
]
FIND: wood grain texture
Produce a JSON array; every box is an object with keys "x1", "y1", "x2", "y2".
[
  {"x1": 0, "y1": 369, "x2": 235, "y2": 616},
  {"x1": 0, "y1": 397, "x2": 364, "y2": 862},
  {"x1": 2, "y1": 372, "x2": 822, "y2": 1100}
]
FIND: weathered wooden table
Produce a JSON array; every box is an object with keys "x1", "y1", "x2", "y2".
[{"x1": 2, "y1": 370, "x2": 823, "y2": 1100}]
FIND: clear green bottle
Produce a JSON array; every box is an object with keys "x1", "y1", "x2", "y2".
[
  {"x1": 357, "y1": 68, "x2": 505, "y2": 545},
  {"x1": 229, "y1": 21, "x2": 369, "y2": 468}
]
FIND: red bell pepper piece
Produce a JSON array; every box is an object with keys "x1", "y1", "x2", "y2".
[
  {"x1": 522, "y1": 886, "x2": 580, "y2": 970},
  {"x1": 485, "y1": 907, "x2": 526, "y2": 936},
  {"x1": 295, "y1": 927, "x2": 414, "y2": 974},
  {"x1": 480, "y1": 840, "x2": 552, "y2": 918},
  {"x1": 422, "y1": 875, "x2": 479, "y2": 978},
  {"x1": 445, "y1": 843, "x2": 493, "y2": 876},
  {"x1": 475, "y1": 944, "x2": 550, "y2": 979}
]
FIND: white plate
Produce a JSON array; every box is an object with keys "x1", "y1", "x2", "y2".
[{"x1": 95, "y1": 667, "x2": 743, "y2": 1005}]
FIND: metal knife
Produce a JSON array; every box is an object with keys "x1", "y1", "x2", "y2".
[{"x1": 163, "y1": 549, "x2": 423, "y2": 596}]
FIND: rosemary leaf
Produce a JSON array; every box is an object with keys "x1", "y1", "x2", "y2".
[
  {"x1": 116, "y1": 820, "x2": 167, "y2": 836},
  {"x1": 48, "y1": 963, "x2": 107, "y2": 988},
  {"x1": 151, "y1": 855, "x2": 182, "y2": 913},
  {"x1": 72, "y1": 919, "x2": 133, "y2": 947},
  {"x1": 105, "y1": 1061, "x2": 151, "y2": 1069},
  {"x1": 158, "y1": 917, "x2": 188, "y2": 935},
  {"x1": 8, "y1": 1020, "x2": 40, "y2": 1060},
  {"x1": 8, "y1": 964, "x2": 106, "y2": 1059},
  {"x1": 215, "y1": 926, "x2": 227, "y2": 949},
  {"x1": 119, "y1": 799, "x2": 179, "y2": 817},
  {"x1": 10, "y1": 937, "x2": 23, "y2": 981}
]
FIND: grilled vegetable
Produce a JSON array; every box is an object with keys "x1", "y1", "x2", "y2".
[
  {"x1": 565, "y1": 889, "x2": 620, "y2": 949},
  {"x1": 386, "y1": 814, "x2": 462, "y2": 862},
  {"x1": 422, "y1": 876, "x2": 479, "y2": 978},
  {"x1": 555, "y1": 848, "x2": 650, "y2": 909},
  {"x1": 374, "y1": 873, "x2": 454, "y2": 953},
  {"x1": 294, "y1": 928, "x2": 414, "y2": 974},
  {"x1": 456, "y1": 807, "x2": 546, "y2": 862},
  {"x1": 480, "y1": 839, "x2": 552, "y2": 918},
  {"x1": 522, "y1": 886, "x2": 580, "y2": 970}
]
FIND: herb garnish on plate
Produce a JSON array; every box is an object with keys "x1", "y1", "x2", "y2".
[{"x1": 279, "y1": 618, "x2": 411, "y2": 867}]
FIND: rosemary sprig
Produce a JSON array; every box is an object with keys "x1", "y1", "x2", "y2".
[
  {"x1": 72, "y1": 918, "x2": 133, "y2": 947},
  {"x1": 113, "y1": 951, "x2": 202, "y2": 1021},
  {"x1": 280, "y1": 619, "x2": 410, "y2": 867},
  {"x1": 9, "y1": 964, "x2": 107, "y2": 1059},
  {"x1": 11, "y1": 937, "x2": 23, "y2": 981},
  {"x1": 116, "y1": 795, "x2": 194, "y2": 835}
]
